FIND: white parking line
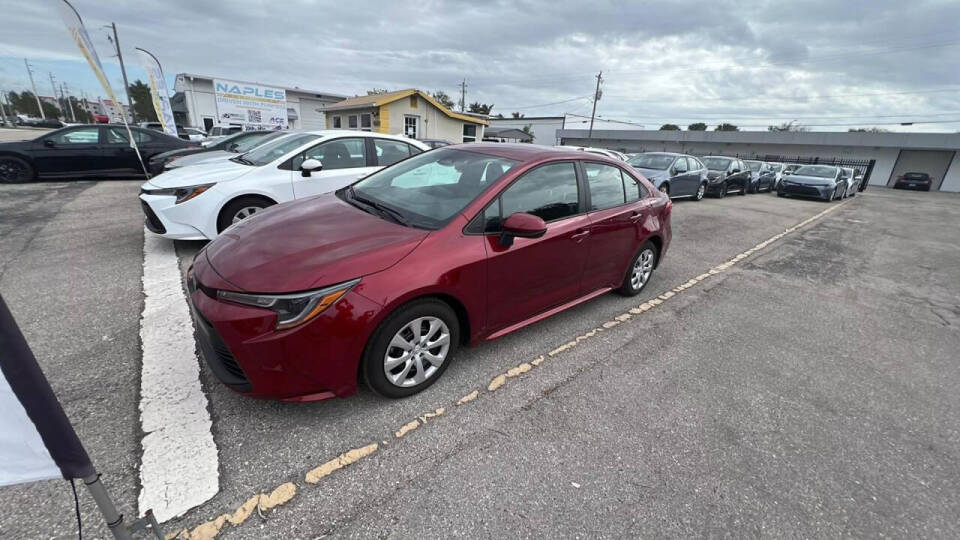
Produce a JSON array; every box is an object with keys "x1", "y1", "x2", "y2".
[{"x1": 138, "y1": 233, "x2": 218, "y2": 522}]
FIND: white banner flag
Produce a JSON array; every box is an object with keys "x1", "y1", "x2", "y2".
[
  {"x1": 135, "y1": 48, "x2": 177, "y2": 137},
  {"x1": 0, "y1": 375, "x2": 60, "y2": 487},
  {"x1": 214, "y1": 78, "x2": 288, "y2": 131}
]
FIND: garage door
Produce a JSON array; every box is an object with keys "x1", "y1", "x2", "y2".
[
  {"x1": 887, "y1": 150, "x2": 956, "y2": 191},
  {"x1": 297, "y1": 98, "x2": 327, "y2": 130}
]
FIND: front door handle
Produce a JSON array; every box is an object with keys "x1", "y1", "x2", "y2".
[
  {"x1": 630, "y1": 212, "x2": 644, "y2": 222},
  {"x1": 571, "y1": 229, "x2": 590, "y2": 242}
]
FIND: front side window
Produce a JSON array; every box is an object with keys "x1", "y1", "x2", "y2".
[
  {"x1": 48, "y1": 127, "x2": 99, "y2": 144},
  {"x1": 672, "y1": 158, "x2": 688, "y2": 173},
  {"x1": 348, "y1": 148, "x2": 517, "y2": 228},
  {"x1": 374, "y1": 139, "x2": 412, "y2": 167},
  {"x1": 300, "y1": 138, "x2": 367, "y2": 170},
  {"x1": 501, "y1": 162, "x2": 580, "y2": 222},
  {"x1": 584, "y1": 162, "x2": 626, "y2": 211}
]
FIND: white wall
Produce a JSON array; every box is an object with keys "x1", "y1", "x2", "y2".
[
  {"x1": 490, "y1": 118, "x2": 563, "y2": 145},
  {"x1": 940, "y1": 154, "x2": 960, "y2": 192}
]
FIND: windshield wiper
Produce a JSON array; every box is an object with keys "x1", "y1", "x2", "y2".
[
  {"x1": 348, "y1": 187, "x2": 410, "y2": 226},
  {"x1": 231, "y1": 156, "x2": 254, "y2": 165}
]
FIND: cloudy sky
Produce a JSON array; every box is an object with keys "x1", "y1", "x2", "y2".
[{"x1": 1, "y1": 0, "x2": 958, "y2": 131}]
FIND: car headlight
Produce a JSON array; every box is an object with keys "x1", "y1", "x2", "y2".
[
  {"x1": 145, "y1": 183, "x2": 216, "y2": 203},
  {"x1": 216, "y1": 278, "x2": 360, "y2": 330}
]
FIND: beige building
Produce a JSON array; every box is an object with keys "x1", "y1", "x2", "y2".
[{"x1": 323, "y1": 89, "x2": 487, "y2": 143}]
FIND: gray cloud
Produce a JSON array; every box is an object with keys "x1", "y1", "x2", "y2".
[{"x1": 1, "y1": 0, "x2": 958, "y2": 131}]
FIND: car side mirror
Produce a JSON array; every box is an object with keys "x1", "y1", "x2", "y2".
[
  {"x1": 499, "y1": 212, "x2": 547, "y2": 247},
  {"x1": 43, "y1": 139, "x2": 55, "y2": 147},
  {"x1": 300, "y1": 158, "x2": 323, "y2": 177}
]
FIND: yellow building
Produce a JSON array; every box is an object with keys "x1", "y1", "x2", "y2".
[{"x1": 323, "y1": 89, "x2": 487, "y2": 143}]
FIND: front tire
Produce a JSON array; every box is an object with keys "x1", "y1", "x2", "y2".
[
  {"x1": 0, "y1": 156, "x2": 35, "y2": 183},
  {"x1": 739, "y1": 181, "x2": 748, "y2": 195},
  {"x1": 618, "y1": 241, "x2": 658, "y2": 296},
  {"x1": 694, "y1": 182, "x2": 706, "y2": 201},
  {"x1": 217, "y1": 196, "x2": 276, "y2": 233},
  {"x1": 658, "y1": 183, "x2": 670, "y2": 197},
  {"x1": 363, "y1": 299, "x2": 460, "y2": 398}
]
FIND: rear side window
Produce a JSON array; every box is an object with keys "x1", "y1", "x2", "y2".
[
  {"x1": 584, "y1": 162, "x2": 626, "y2": 211},
  {"x1": 374, "y1": 139, "x2": 413, "y2": 167},
  {"x1": 501, "y1": 162, "x2": 580, "y2": 222}
]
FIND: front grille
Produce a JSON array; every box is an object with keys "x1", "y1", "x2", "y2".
[
  {"x1": 783, "y1": 184, "x2": 823, "y2": 197},
  {"x1": 192, "y1": 304, "x2": 252, "y2": 392},
  {"x1": 141, "y1": 201, "x2": 166, "y2": 234}
]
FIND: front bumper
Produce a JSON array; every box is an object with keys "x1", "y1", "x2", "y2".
[
  {"x1": 779, "y1": 182, "x2": 834, "y2": 200},
  {"x1": 139, "y1": 192, "x2": 211, "y2": 240},
  {"x1": 894, "y1": 181, "x2": 931, "y2": 191},
  {"x1": 187, "y1": 259, "x2": 381, "y2": 401}
]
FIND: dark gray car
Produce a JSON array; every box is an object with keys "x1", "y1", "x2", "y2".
[
  {"x1": 627, "y1": 152, "x2": 709, "y2": 200},
  {"x1": 777, "y1": 165, "x2": 847, "y2": 201}
]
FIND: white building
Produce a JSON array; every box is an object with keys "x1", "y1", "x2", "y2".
[
  {"x1": 171, "y1": 73, "x2": 345, "y2": 131},
  {"x1": 558, "y1": 129, "x2": 960, "y2": 192},
  {"x1": 489, "y1": 114, "x2": 644, "y2": 146}
]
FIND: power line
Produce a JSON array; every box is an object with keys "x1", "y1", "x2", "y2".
[
  {"x1": 604, "y1": 86, "x2": 960, "y2": 104},
  {"x1": 500, "y1": 94, "x2": 594, "y2": 110}
]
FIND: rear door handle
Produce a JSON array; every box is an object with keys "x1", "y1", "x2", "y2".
[{"x1": 571, "y1": 229, "x2": 590, "y2": 242}]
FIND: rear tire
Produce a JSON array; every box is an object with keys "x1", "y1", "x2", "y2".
[
  {"x1": 217, "y1": 196, "x2": 276, "y2": 233},
  {"x1": 0, "y1": 156, "x2": 34, "y2": 183},
  {"x1": 739, "y1": 181, "x2": 748, "y2": 195},
  {"x1": 362, "y1": 299, "x2": 460, "y2": 398},
  {"x1": 717, "y1": 182, "x2": 727, "y2": 198},
  {"x1": 618, "y1": 241, "x2": 658, "y2": 296}
]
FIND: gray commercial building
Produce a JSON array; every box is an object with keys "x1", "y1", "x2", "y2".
[{"x1": 559, "y1": 129, "x2": 960, "y2": 192}]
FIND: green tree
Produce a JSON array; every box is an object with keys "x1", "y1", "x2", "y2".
[
  {"x1": 468, "y1": 102, "x2": 494, "y2": 115},
  {"x1": 129, "y1": 80, "x2": 157, "y2": 122},
  {"x1": 511, "y1": 112, "x2": 525, "y2": 119},
  {"x1": 366, "y1": 88, "x2": 389, "y2": 95},
  {"x1": 68, "y1": 97, "x2": 93, "y2": 123},
  {"x1": 659, "y1": 123, "x2": 681, "y2": 131},
  {"x1": 714, "y1": 123, "x2": 739, "y2": 131},
  {"x1": 768, "y1": 120, "x2": 808, "y2": 132},
  {"x1": 687, "y1": 122, "x2": 707, "y2": 131},
  {"x1": 7, "y1": 90, "x2": 60, "y2": 118},
  {"x1": 431, "y1": 90, "x2": 455, "y2": 109},
  {"x1": 521, "y1": 123, "x2": 534, "y2": 142}
]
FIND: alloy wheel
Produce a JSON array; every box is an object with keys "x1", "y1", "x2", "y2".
[
  {"x1": 383, "y1": 316, "x2": 451, "y2": 388},
  {"x1": 0, "y1": 158, "x2": 29, "y2": 183},
  {"x1": 696, "y1": 183, "x2": 706, "y2": 200},
  {"x1": 231, "y1": 206, "x2": 263, "y2": 224},
  {"x1": 631, "y1": 248, "x2": 655, "y2": 290},
  {"x1": 659, "y1": 184, "x2": 669, "y2": 196}
]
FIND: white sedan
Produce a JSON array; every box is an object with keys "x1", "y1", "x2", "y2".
[{"x1": 139, "y1": 130, "x2": 429, "y2": 240}]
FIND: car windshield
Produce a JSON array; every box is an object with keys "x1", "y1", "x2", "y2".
[
  {"x1": 229, "y1": 132, "x2": 285, "y2": 153},
  {"x1": 745, "y1": 161, "x2": 763, "y2": 172},
  {"x1": 627, "y1": 154, "x2": 674, "y2": 170},
  {"x1": 345, "y1": 148, "x2": 518, "y2": 229},
  {"x1": 703, "y1": 157, "x2": 732, "y2": 170},
  {"x1": 234, "y1": 133, "x2": 322, "y2": 166},
  {"x1": 904, "y1": 172, "x2": 927, "y2": 179},
  {"x1": 794, "y1": 165, "x2": 837, "y2": 178}
]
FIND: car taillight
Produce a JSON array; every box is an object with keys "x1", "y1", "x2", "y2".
[{"x1": 665, "y1": 200, "x2": 673, "y2": 214}]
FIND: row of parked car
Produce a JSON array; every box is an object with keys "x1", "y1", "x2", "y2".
[{"x1": 575, "y1": 148, "x2": 867, "y2": 202}]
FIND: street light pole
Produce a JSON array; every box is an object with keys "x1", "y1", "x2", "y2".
[
  {"x1": 63, "y1": 83, "x2": 77, "y2": 122},
  {"x1": 24, "y1": 59, "x2": 45, "y2": 119},
  {"x1": 588, "y1": 71, "x2": 602, "y2": 141},
  {"x1": 110, "y1": 22, "x2": 135, "y2": 123}
]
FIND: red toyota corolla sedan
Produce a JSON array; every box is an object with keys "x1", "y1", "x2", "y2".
[{"x1": 187, "y1": 144, "x2": 672, "y2": 401}]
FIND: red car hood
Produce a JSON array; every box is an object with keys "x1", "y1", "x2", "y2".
[{"x1": 204, "y1": 195, "x2": 429, "y2": 293}]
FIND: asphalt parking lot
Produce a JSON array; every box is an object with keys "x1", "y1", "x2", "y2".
[{"x1": 2, "y1": 182, "x2": 959, "y2": 538}]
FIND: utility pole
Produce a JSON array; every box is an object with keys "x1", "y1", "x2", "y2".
[
  {"x1": 63, "y1": 83, "x2": 77, "y2": 122},
  {"x1": 459, "y1": 79, "x2": 467, "y2": 112},
  {"x1": 0, "y1": 90, "x2": 9, "y2": 126},
  {"x1": 110, "y1": 23, "x2": 135, "y2": 123},
  {"x1": 49, "y1": 72, "x2": 61, "y2": 119},
  {"x1": 24, "y1": 59, "x2": 45, "y2": 119},
  {"x1": 588, "y1": 71, "x2": 603, "y2": 141}
]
